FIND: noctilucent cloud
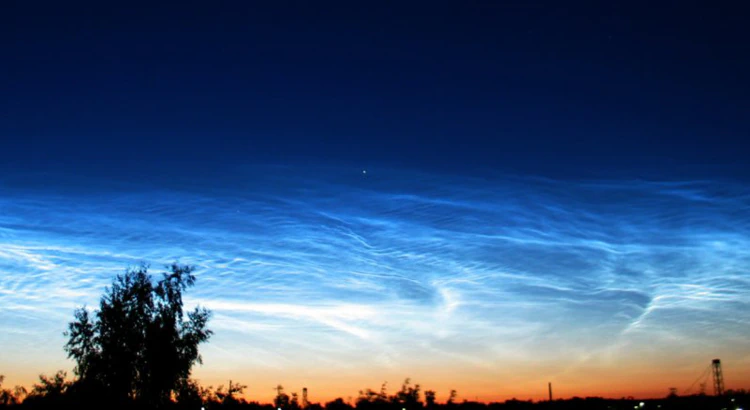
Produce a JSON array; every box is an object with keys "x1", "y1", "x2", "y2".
[
  {"x1": 1, "y1": 166, "x2": 749, "y2": 401},
  {"x1": 1, "y1": 0, "x2": 749, "y2": 403}
]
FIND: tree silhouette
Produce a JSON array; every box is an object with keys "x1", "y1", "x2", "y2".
[
  {"x1": 291, "y1": 392, "x2": 300, "y2": 410},
  {"x1": 424, "y1": 391, "x2": 436, "y2": 409},
  {"x1": 174, "y1": 378, "x2": 210, "y2": 409},
  {"x1": 64, "y1": 263, "x2": 212, "y2": 408},
  {"x1": 326, "y1": 397, "x2": 354, "y2": 410},
  {"x1": 357, "y1": 381, "x2": 391, "y2": 410},
  {"x1": 0, "y1": 376, "x2": 25, "y2": 406},
  {"x1": 14, "y1": 371, "x2": 74, "y2": 408},
  {"x1": 275, "y1": 385, "x2": 291, "y2": 409},
  {"x1": 30, "y1": 371, "x2": 71, "y2": 399},
  {"x1": 447, "y1": 390, "x2": 457, "y2": 407},
  {"x1": 215, "y1": 380, "x2": 248, "y2": 407},
  {"x1": 394, "y1": 378, "x2": 421, "y2": 410}
]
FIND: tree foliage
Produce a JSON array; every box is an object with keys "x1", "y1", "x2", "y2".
[
  {"x1": 0, "y1": 376, "x2": 25, "y2": 406},
  {"x1": 275, "y1": 385, "x2": 291, "y2": 409},
  {"x1": 356, "y1": 379, "x2": 424, "y2": 410},
  {"x1": 29, "y1": 371, "x2": 70, "y2": 399},
  {"x1": 394, "y1": 378, "x2": 421, "y2": 409},
  {"x1": 424, "y1": 391, "x2": 436, "y2": 409},
  {"x1": 63, "y1": 263, "x2": 212, "y2": 407}
]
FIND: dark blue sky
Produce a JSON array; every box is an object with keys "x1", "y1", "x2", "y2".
[
  {"x1": 1, "y1": 1, "x2": 748, "y2": 181},
  {"x1": 3, "y1": 1, "x2": 750, "y2": 398}
]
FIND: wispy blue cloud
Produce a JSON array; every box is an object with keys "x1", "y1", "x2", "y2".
[{"x1": 1, "y1": 167, "x2": 748, "y2": 397}]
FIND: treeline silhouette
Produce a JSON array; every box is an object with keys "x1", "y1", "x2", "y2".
[
  {"x1": 2, "y1": 373, "x2": 748, "y2": 410},
  {"x1": 1, "y1": 264, "x2": 747, "y2": 410}
]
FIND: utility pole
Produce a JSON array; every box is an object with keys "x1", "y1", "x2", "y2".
[{"x1": 548, "y1": 382, "x2": 553, "y2": 401}]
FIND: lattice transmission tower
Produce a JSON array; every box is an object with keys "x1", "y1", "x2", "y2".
[{"x1": 712, "y1": 358, "x2": 725, "y2": 396}]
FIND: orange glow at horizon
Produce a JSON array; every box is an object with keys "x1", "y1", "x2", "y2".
[{"x1": 5, "y1": 355, "x2": 750, "y2": 405}]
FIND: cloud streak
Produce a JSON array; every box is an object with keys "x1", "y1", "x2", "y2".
[{"x1": 1, "y1": 167, "x2": 749, "y2": 397}]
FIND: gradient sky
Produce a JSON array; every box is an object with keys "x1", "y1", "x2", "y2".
[{"x1": 1, "y1": 0, "x2": 749, "y2": 403}]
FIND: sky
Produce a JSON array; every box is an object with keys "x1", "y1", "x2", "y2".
[{"x1": 1, "y1": 0, "x2": 749, "y2": 403}]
